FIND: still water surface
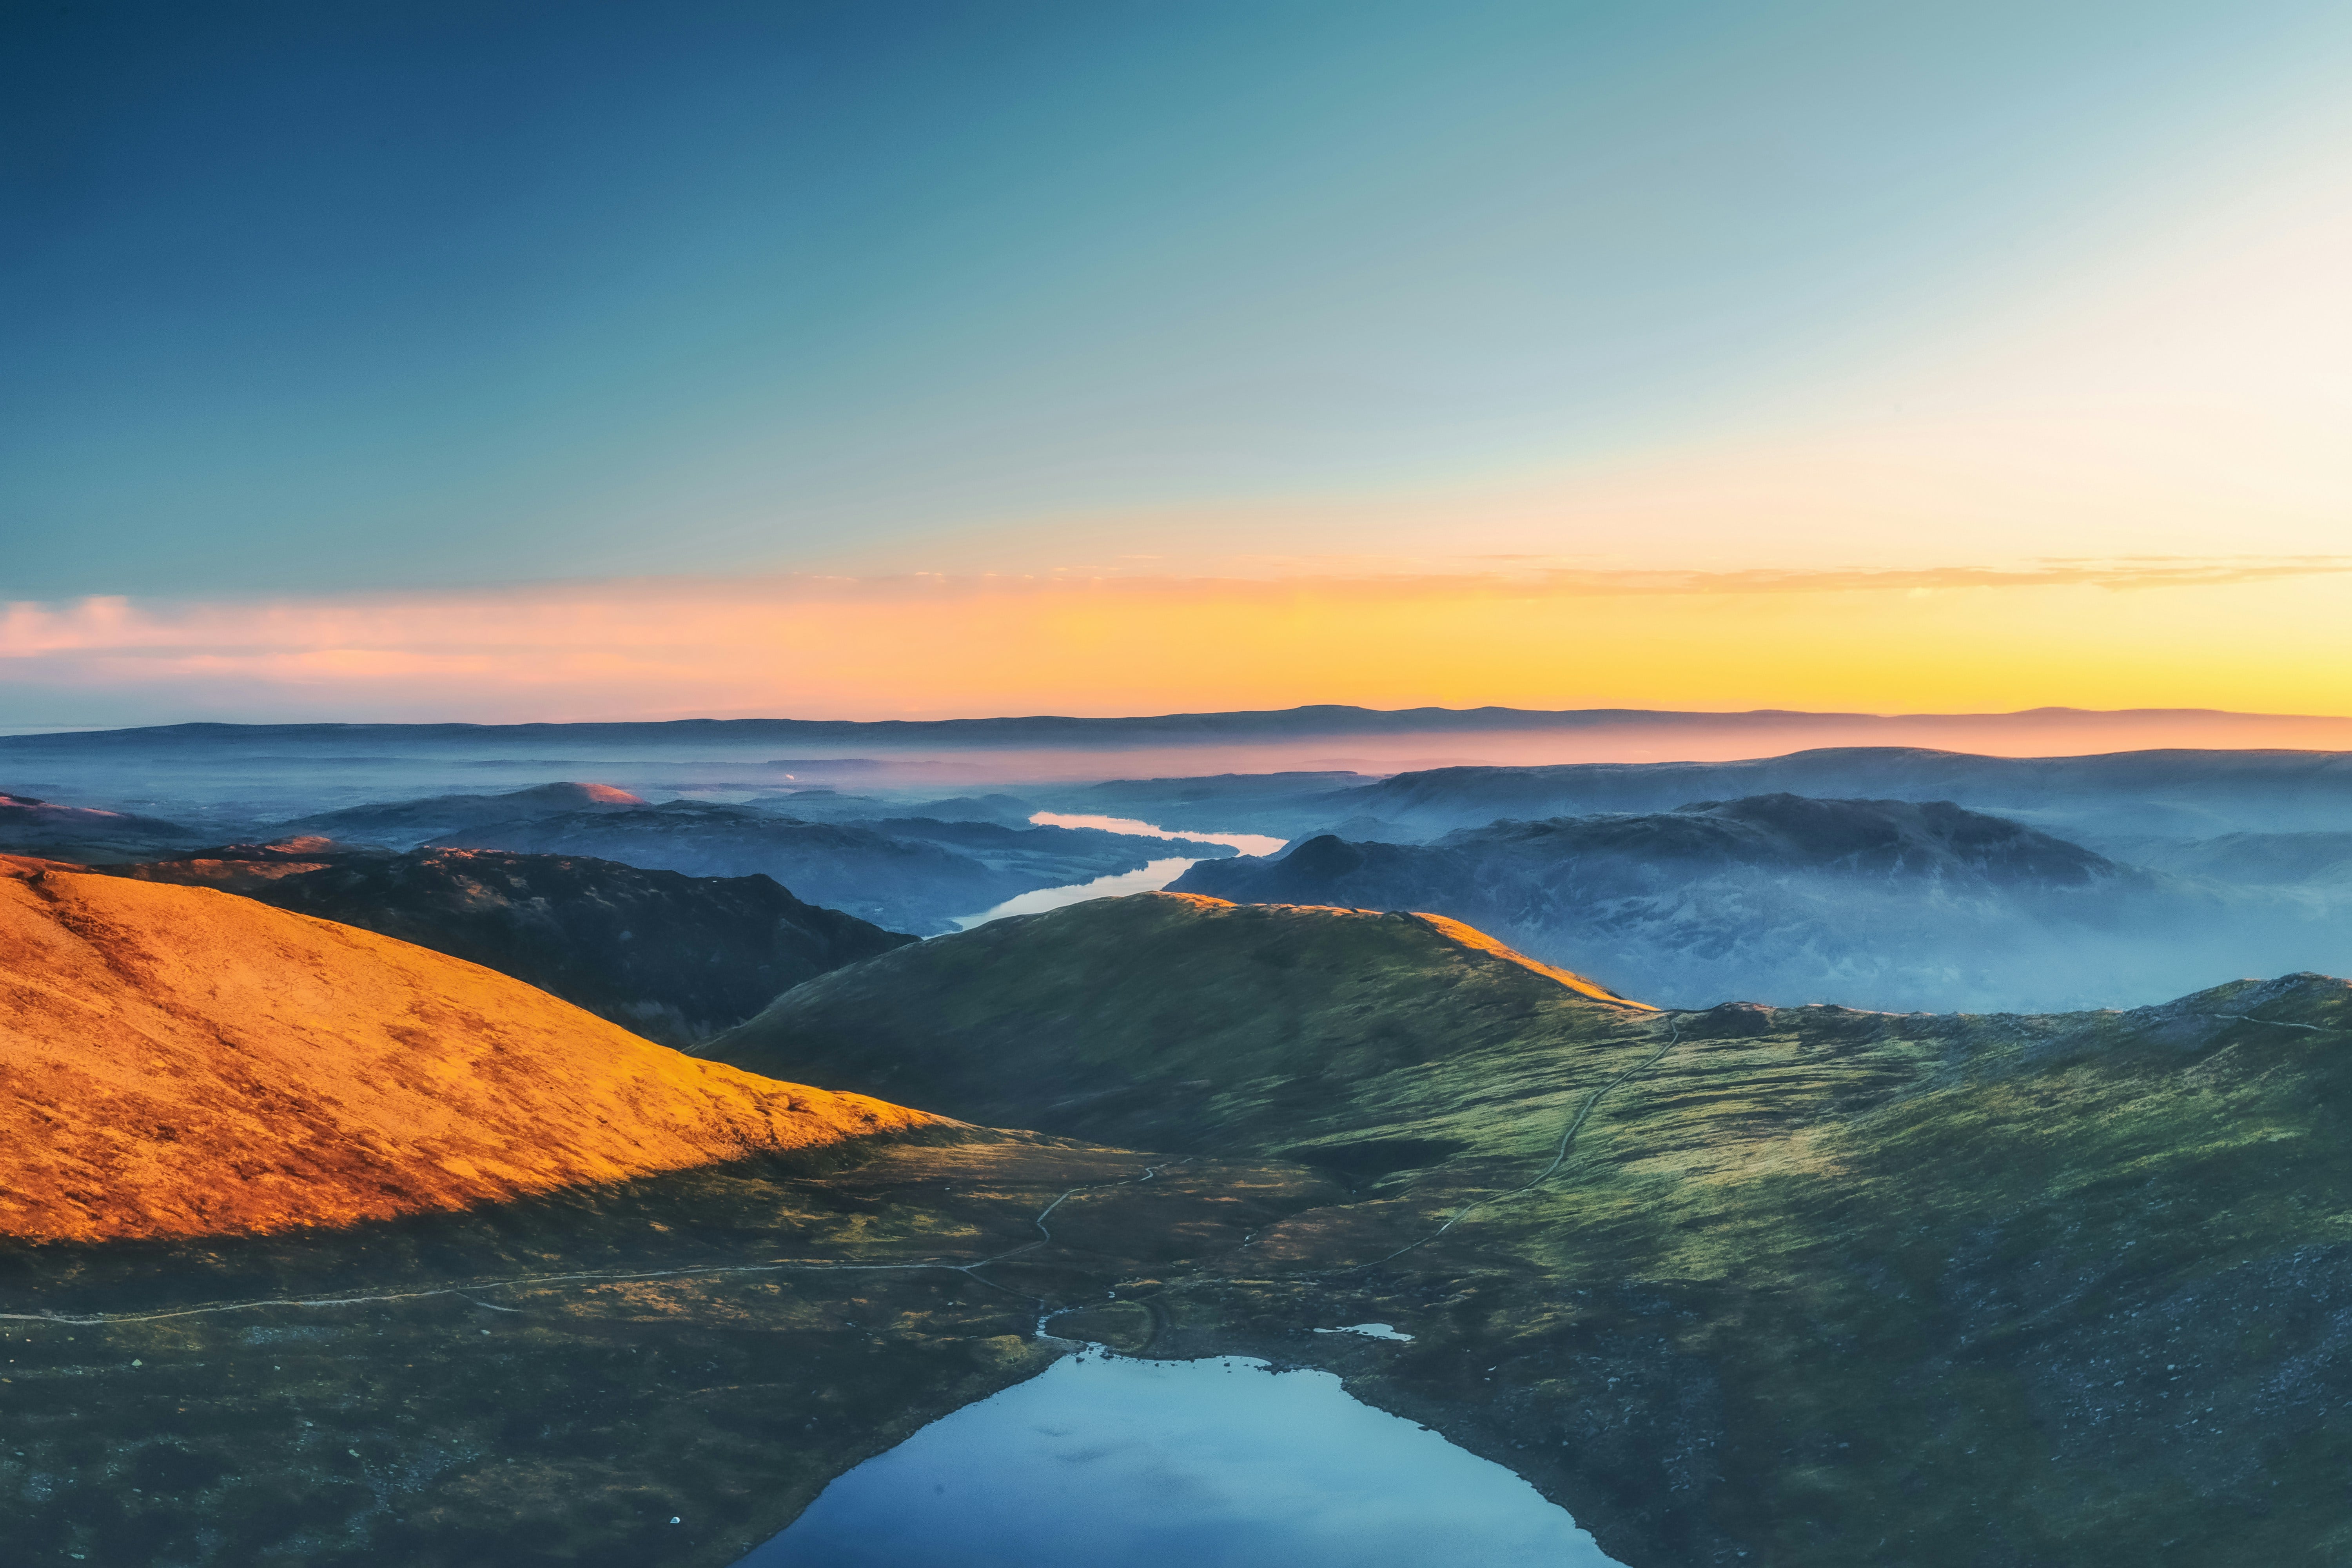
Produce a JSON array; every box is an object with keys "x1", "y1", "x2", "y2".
[
  {"x1": 1025, "y1": 812, "x2": 1289, "y2": 857},
  {"x1": 950, "y1": 856, "x2": 1202, "y2": 929},
  {"x1": 740, "y1": 1350, "x2": 1626, "y2": 1568},
  {"x1": 949, "y1": 815, "x2": 1287, "y2": 930}
]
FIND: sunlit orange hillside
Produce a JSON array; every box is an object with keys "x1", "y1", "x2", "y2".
[{"x1": 0, "y1": 857, "x2": 938, "y2": 1244}]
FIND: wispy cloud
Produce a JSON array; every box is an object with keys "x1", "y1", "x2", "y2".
[
  {"x1": 1545, "y1": 556, "x2": 2352, "y2": 595},
  {"x1": 12, "y1": 552, "x2": 2346, "y2": 663}
]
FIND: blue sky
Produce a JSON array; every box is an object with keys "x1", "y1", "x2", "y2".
[{"x1": 12, "y1": 0, "x2": 2350, "y2": 601}]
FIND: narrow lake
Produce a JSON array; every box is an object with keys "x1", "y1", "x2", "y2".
[
  {"x1": 949, "y1": 815, "x2": 1287, "y2": 930},
  {"x1": 951, "y1": 856, "x2": 1203, "y2": 929},
  {"x1": 739, "y1": 1349, "x2": 1624, "y2": 1568},
  {"x1": 1025, "y1": 812, "x2": 1290, "y2": 858}
]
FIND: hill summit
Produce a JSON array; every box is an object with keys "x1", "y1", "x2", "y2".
[
  {"x1": 0, "y1": 858, "x2": 934, "y2": 1243},
  {"x1": 702, "y1": 891, "x2": 1654, "y2": 1154}
]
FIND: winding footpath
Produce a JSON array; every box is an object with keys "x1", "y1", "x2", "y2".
[
  {"x1": 1344, "y1": 1012, "x2": 1686, "y2": 1272},
  {"x1": 2207, "y1": 1011, "x2": 2335, "y2": 1033}
]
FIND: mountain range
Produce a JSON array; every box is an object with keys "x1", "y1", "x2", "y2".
[
  {"x1": 1255, "y1": 744, "x2": 2352, "y2": 847},
  {"x1": 1165, "y1": 794, "x2": 2233, "y2": 1012},
  {"x1": 107, "y1": 839, "x2": 915, "y2": 1043},
  {"x1": 0, "y1": 791, "x2": 204, "y2": 861},
  {"x1": 9, "y1": 706, "x2": 2351, "y2": 754}
]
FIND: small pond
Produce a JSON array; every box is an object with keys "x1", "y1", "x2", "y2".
[{"x1": 738, "y1": 1347, "x2": 1626, "y2": 1567}]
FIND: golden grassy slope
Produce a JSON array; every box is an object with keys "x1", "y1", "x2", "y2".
[{"x1": 0, "y1": 858, "x2": 936, "y2": 1243}]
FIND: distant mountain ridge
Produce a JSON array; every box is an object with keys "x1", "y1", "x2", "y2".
[
  {"x1": 1163, "y1": 794, "x2": 2308, "y2": 1013},
  {"x1": 8, "y1": 704, "x2": 2350, "y2": 753},
  {"x1": 1307, "y1": 744, "x2": 2352, "y2": 841},
  {"x1": 0, "y1": 791, "x2": 203, "y2": 859},
  {"x1": 288, "y1": 780, "x2": 648, "y2": 840},
  {"x1": 1213, "y1": 793, "x2": 2127, "y2": 889}
]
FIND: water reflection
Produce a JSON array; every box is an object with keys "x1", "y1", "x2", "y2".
[
  {"x1": 948, "y1": 815, "x2": 1290, "y2": 929},
  {"x1": 950, "y1": 856, "x2": 1201, "y2": 930},
  {"x1": 1027, "y1": 811, "x2": 1290, "y2": 858},
  {"x1": 740, "y1": 1350, "x2": 1625, "y2": 1568}
]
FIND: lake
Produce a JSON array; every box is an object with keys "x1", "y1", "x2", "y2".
[
  {"x1": 950, "y1": 814, "x2": 1289, "y2": 929},
  {"x1": 738, "y1": 1346, "x2": 1626, "y2": 1568}
]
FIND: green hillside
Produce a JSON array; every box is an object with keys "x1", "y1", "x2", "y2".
[
  {"x1": 702, "y1": 891, "x2": 1658, "y2": 1159},
  {"x1": 705, "y1": 893, "x2": 2352, "y2": 1566}
]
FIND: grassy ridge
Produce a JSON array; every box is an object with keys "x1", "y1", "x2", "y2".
[
  {"x1": 704, "y1": 892, "x2": 1659, "y2": 1158},
  {"x1": 718, "y1": 895, "x2": 2352, "y2": 1565}
]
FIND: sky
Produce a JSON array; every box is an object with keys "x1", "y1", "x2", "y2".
[{"x1": 7, "y1": 0, "x2": 2352, "y2": 727}]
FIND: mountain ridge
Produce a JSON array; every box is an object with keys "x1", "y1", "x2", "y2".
[
  {"x1": 105, "y1": 842, "x2": 916, "y2": 1042},
  {"x1": 0, "y1": 860, "x2": 936, "y2": 1243}
]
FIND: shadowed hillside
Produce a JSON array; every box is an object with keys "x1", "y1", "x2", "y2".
[
  {"x1": 0, "y1": 792, "x2": 204, "y2": 860},
  {"x1": 0, "y1": 858, "x2": 935, "y2": 1242},
  {"x1": 107, "y1": 840, "x2": 915, "y2": 1043}
]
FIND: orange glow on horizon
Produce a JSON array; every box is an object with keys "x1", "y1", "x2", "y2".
[{"x1": 4, "y1": 564, "x2": 2351, "y2": 740}]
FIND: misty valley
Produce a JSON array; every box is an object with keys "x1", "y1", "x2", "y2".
[
  {"x1": 11, "y1": 727, "x2": 2352, "y2": 1016},
  {"x1": 2, "y1": 718, "x2": 2348, "y2": 1567}
]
